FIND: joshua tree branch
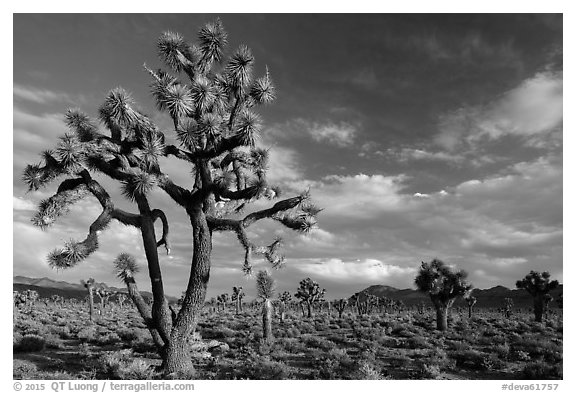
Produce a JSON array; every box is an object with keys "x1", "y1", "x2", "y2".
[
  {"x1": 112, "y1": 208, "x2": 142, "y2": 228},
  {"x1": 152, "y1": 209, "x2": 170, "y2": 254}
]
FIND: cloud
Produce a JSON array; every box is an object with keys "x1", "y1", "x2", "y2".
[
  {"x1": 294, "y1": 258, "x2": 416, "y2": 283},
  {"x1": 266, "y1": 119, "x2": 359, "y2": 148},
  {"x1": 13, "y1": 84, "x2": 77, "y2": 105},
  {"x1": 386, "y1": 147, "x2": 465, "y2": 164},
  {"x1": 436, "y1": 71, "x2": 563, "y2": 151}
]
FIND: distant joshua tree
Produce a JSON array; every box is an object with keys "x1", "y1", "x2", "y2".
[
  {"x1": 464, "y1": 294, "x2": 477, "y2": 318},
  {"x1": 217, "y1": 293, "x2": 230, "y2": 312},
  {"x1": 295, "y1": 278, "x2": 325, "y2": 318},
  {"x1": 414, "y1": 259, "x2": 473, "y2": 331},
  {"x1": 278, "y1": 291, "x2": 291, "y2": 323},
  {"x1": 95, "y1": 286, "x2": 113, "y2": 314},
  {"x1": 231, "y1": 286, "x2": 244, "y2": 315},
  {"x1": 516, "y1": 271, "x2": 559, "y2": 322},
  {"x1": 334, "y1": 299, "x2": 347, "y2": 318},
  {"x1": 80, "y1": 278, "x2": 96, "y2": 321},
  {"x1": 256, "y1": 270, "x2": 275, "y2": 343},
  {"x1": 503, "y1": 297, "x2": 514, "y2": 318}
]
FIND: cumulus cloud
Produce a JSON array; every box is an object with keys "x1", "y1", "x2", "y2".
[
  {"x1": 294, "y1": 258, "x2": 416, "y2": 283},
  {"x1": 436, "y1": 71, "x2": 563, "y2": 151}
]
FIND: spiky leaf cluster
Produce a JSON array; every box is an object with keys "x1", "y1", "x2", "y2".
[
  {"x1": 114, "y1": 253, "x2": 140, "y2": 282},
  {"x1": 121, "y1": 172, "x2": 157, "y2": 202},
  {"x1": 278, "y1": 291, "x2": 291, "y2": 303},
  {"x1": 32, "y1": 186, "x2": 88, "y2": 229},
  {"x1": 256, "y1": 270, "x2": 276, "y2": 299},
  {"x1": 99, "y1": 87, "x2": 141, "y2": 128},
  {"x1": 250, "y1": 67, "x2": 275, "y2": 105},
  {"x1": 65, "y1": 109, "x2": 99, "y2": 142},
  {"x1": 48, "y1": 239, "x2": 92, "y2": 269}
]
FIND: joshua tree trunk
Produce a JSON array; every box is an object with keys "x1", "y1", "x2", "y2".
[
  {"x1": 138, "y1": 202, "x2": 173, "y2": 344},
  {"x1": 163, "y1": 205, "x2": 211, "y2": 375},
  {"x1": 435, "y1": 305, "x2": 448, "y2": 331},
  {"x1": 534, "y1": 295, "x2": 544, "y2": 322},
  {"x1": 306, "y1": 301, "x2": 312, "y2": 318},
  {"x1": 468, "y1": 305, "x2": 473, "y2": 318},
  {"x1": 300, "y1": 303, "x2": 305, "y2": 317},
  {"x1": 279, "y1": 303, "x2": 285, "y2": 323},
  {"x1": 262, "y1": 298, "x2": 273, "y2": 343},
  {"x1": 88, "y1": 288, "x2": 94, "y2": 321}
]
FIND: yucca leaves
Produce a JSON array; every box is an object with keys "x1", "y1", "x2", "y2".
[
  {"x1": 65, "y1": 109, "x2": 99, "y2": 142},
  {"x1": 276, "y1": 213, "x2": 317, "y2": 233},
  {"x1": 114, "y1": 253, "x2": 140, "y2": 282},
  {"x1": 121, "y1": 172, "x2": 157, "y2": 202},
  {"x1": 22, "y1": 164, "x2": 48, "y2": 191},
  {"x1": 236, "y1": 110, "x2": 262, "y2": 147},
  {"x1": 157, "y1": 31, "x2": 197, "y2": 72},
  {"x1": 157, "y1": 83, "x2": 195, "y2": 125},
  {"x1": 47, "y1": 239, "x2": 92, "y2": 269},
  {"x1": 32, "y1": 186, "x2": 88, "y2": 229},
  {"x1": 256, "y1": 270, "x2": 276, "y2": 299},
  {"x1": 56, "y1": 133, "x2": 85, "y2": 170},
  {"x1": 225, "y1": 45, "x2": 254, "y2": 95},
  {"x1": 134, "y1": 133, "x2": 165, "y2": 171},
  {"x1": 198, "y1": 18, "x2": 228, "y2": 68},
  {"x1": 191, "y1": 76, "x2": 216, "y2": 113},
  {"x1": 99, "y1": 88, "x2": 141, "y2": 128},
  {"x1": 250, "y1": 66, "x2": 275, "y2": 105},
  {"x1": 176, "y1": 118, "x2": 200, "y2": 149}
]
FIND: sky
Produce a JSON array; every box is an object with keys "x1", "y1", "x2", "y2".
[{"x1": 12, "y1": 14, "x2": 563, "y2": 300}]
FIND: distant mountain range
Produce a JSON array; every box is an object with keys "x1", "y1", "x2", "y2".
[
  {"x1": 14, "y1": 276, "x2": 562, "y2": 310},
  {"x1": 13, "y1": 276, "x2": 178, "y2": 303},
  {"x1": 357, "y1": 284, "x2": 563, "y2": 309}
]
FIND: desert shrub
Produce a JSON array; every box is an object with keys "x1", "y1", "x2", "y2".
[
  {"x1": 117, "y1": 327, "x2": 139, "y2": 342},
  {"x1": 388, "y1": 354, "x2": 412, "y2": 367},
  {"x1": 285, "y1": 327, "x2": 301, "y2": 338},
  {"x1": 15, "y1": 334, "x2": 46, "y2": 353},
  {"x1": 313, "y1": 349, "x2": 355, "y2": 379},
  {"x1": 302, "y1": 335, "x2": 337, "y2": 351},
  {"x1": 522, "y1": 361, "x2": 562, "y2": 380},
  {"x1": 95, "y1": 332, "x2": 122, "y2": 346},
  {"x1": 449, "y1": 349, "x2": 493, "y2": 370},
  {"x1": 446, "y1": 340, "x2": 472, "y2": 352},
  {"x1": 353, "y1": 361, "x2": 386, "y2": 380},
  {"x1": 100, "y1": 349, "x2": 158, "y2": 379},
  {"x1": 415, "y1": 361, "x2": 442, "y2": 379},
  {"x1": 406, "y1": 336, "x2": 433, "y2": 349},
  {"x1": 297, "y1": 322, "x2": 315, "y2": 334},
  {"x1": 77, "y1": 326, "x2": 98, "y2": 342},
  {"x1": 13, "y1": 359, "x2": 39, "y2": 379},
  {"x1": 44, "y1": 333, "x2": 65, "y2": 349},
  {"x1": 492, "y1": 343, "x2": 511, "y2": 360},
  {"x1": 13, "y1": 332, "x2": 23, "y2": 346}
]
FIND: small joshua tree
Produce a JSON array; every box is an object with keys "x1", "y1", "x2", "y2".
[
  {"x1": 334, "y1": 299, "x2": 347, "y2": 319},
  {"x1": 414, "y1": 259, "x2": 472, "y2": 331},
  {"x1": 503, "y1": 297, "x2": 514, "y2": 318},
  {"x1": 231, "y1": 286, "x2": 244, "y2": 315},
  {"x1": 217, "y1": 293, "x2": 230, "y2": 312},
  {"x1": 294, "y1": 278, "x2": 325, "y2": 318},
  {"x1": 81, "y1": 278, "x2": 96, "y2": 321},
  {"x1": 95, "y1": 285, "x2": 113, "y2": 314},
  {"x1": 256, "y1": 270, "x2": 275, "y2": 343},
  {"x1": 464, "y1": 293, "x2": 477, "y2": 318},
  {"x1": 516, "y1": 271, "x2": 559, "y2": 322},
  {"x1": 114, "y1": 253, "x2": 165, "y2": 349},
  {"x1": 278, "y1": 291, "x2": 291, "y2": 323},
  {"x1": 115, "y1": 292, "x2": 128, "y2": 309}
]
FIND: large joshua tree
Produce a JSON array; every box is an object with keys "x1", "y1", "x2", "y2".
[
  {"x1": 256, "y1": 270, "x2": 275, "y2": 343},
  {"x1": 414, "y1": 259, "x2": 472, "y2": 331},
  {"x1": 294, "y1": 277, "x2": 325, "y2": 318},
  {"x1": 22, "y1": 19, "x2": 319, "y2": 374},
  {"x1": 516, "y1": 271, "x2": 559, "y2": 322}
]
